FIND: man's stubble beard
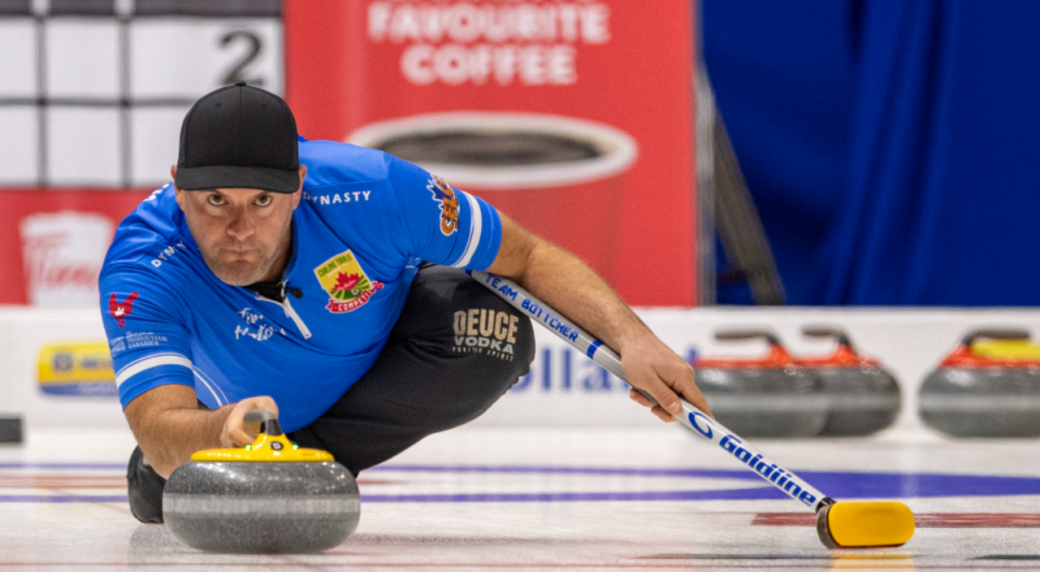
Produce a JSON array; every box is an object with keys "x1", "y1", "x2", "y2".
[{"x1": 189, "y1": 215, "x2": 293, "y2": 287}]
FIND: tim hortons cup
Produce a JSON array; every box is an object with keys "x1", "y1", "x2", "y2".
[
  {"x1": 349, "y1": 112, "x2": 637, "y2": 283},
  {"x1": 19, "y1": 211, "x2": 114, "y2": 308}
]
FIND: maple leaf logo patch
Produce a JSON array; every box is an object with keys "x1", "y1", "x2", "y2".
[
  {"x1": 332, "y1": 272, "x2": 361, "y2": 293},
  {"x1": 313, "y1": 250, "x2": 383, "y2": 314}
]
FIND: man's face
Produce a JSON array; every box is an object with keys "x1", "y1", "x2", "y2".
[{"x1": 173, "y1": 166, "x2": 305, "y2": 286}]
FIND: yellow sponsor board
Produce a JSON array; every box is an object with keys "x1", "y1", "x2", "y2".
[{"x1": 37, "y1": 341, "x2": 117, "y2": 397}]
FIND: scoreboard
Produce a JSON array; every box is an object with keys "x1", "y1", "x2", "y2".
[
  {"x1": 0, "y1": 0, "x2": 284, "y2": 189},
  {"x1": 0, "y1": 0, "x2": 285, "y2": 306}
]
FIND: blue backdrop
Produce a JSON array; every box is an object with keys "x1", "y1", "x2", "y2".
[{"x1": 703, "y1": 1, "x2": 1040, "y2": 306}]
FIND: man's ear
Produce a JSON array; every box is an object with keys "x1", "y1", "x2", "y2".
[
  {"x1": 291, "y1": 165, "x2": 307, "y2": 209},
  {"x1": 171, "y1": 165, "x2": 185, "y2": 210}
]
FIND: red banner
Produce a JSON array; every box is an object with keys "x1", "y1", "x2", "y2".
[
  {"x1": 284, "y1": 0, "x2": 698, "y2": 306},
  {"x1": 0, "y1": 190, "x2": 152, "y2": 306}
]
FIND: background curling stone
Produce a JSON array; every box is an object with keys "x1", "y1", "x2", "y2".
[
  {"x1": 163, "y1": 410, "x2": 359, "y2": 553},
  {"x1": 694, "y1": 330, "x2": 826, "y2": 438},
  {"x1": 920, "y1": 329, "x2": 1040, "y2": 438},
  {"x1": 797, "y1": 326, "x2": 901, "y2": 437}
]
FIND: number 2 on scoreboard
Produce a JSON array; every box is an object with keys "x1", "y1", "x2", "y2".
[{"x1": 219, "y1": 30, "x2": 264, "y2": 87}]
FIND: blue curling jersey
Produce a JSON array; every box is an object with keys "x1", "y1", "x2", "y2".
[{"x1": 99, "y1": 139, "x2": 502, "y2": 432}]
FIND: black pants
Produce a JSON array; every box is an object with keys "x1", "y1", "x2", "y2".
[{"x1": 128, "y1": 265, "x2": 535, "y2": 523}]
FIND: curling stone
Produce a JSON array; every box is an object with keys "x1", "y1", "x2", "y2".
[
  {"x1": 694, "y1": 330, "x2": 827, "y2": 438},
  {"x1": 919, "y1": 329, "x2": 1040, "y2": 438},
  {"x1": 797, "y1": 327, "x2": 901, "y2": 437},
  {"x1": 163, "y1": 410, "x2": 359, "y2": 553}
]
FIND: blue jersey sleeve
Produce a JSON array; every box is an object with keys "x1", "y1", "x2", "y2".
[
  {"x1": 385, "y1": 154, "x2": 502, "y2": 270},
  {"x1": 99, "y1": 265, "x2": 195, "y2": 408}
]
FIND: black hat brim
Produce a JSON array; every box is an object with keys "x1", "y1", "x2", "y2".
[{"x1": 175, "y1": 165, "x2": 301, "y2": 193}]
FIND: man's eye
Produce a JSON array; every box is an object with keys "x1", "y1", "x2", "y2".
[
  {"x1": 256, "y1": 194, "x2": 272, "y2": 206},
  {"x1": 207, "y1": 195, "x2": 225, "y2": 206}
]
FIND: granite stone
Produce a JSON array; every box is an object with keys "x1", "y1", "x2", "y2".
[
  {"x1": 919, "y1": 367, "x2": 1040, "y2": 438},
  {"x1": 163, "y1": 460, "x2": 359, "y2": 553},
  {"x1": 814, "y1": 366, "x2": 901, "y2": 437},
  {"x1": 694, "y1": 367, "x2": 827, "y2": 438}
]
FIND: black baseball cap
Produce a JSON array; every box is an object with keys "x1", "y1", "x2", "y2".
[{"x1": 175, "y1": 83, "x2": 301, "y2": 194}]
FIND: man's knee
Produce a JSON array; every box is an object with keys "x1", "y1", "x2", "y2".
[
  {"x1": 399, "y1": 266, "x2": 534, "y2": 359},
  {"x1": 450, "y1": 287, "x2": 535, "y2": 375},
  {"x1": 125, "y1": 399, "x2": 208, "y2": 524},
  {"x1": 127, "y1": 446, "x2": 166, "y2": 523},
  {"x1": 394, "y1": 266, "x2": 536, "y2": 415}
]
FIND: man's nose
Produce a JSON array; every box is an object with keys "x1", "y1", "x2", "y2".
[{"x1": 227, "y1": 210, "x2": 254, "y2": 241}]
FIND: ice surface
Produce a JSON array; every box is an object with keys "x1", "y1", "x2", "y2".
[{"x1": 3, "y1": 425, "x2": 1040, "y2": 570}]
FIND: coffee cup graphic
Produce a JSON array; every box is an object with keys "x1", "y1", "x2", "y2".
[
  {"x1": 348, "y1": 112, "x2": 638, "y2": 282},
  {"x1": 20, "y1": 211, "x2": 114, "y2": 308}
]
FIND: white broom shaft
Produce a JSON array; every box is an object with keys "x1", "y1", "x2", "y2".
[{"x1": 469, "y1": 270, "x2": 831, "y2": 512}]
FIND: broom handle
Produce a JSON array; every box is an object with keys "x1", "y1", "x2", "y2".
[{"x1": 469, "y1": 270, "x2": 833, "y2": 512}]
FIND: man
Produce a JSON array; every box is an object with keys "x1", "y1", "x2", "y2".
[{"x1": 100, "y1": 84, "x2": 711, "y2": 523}]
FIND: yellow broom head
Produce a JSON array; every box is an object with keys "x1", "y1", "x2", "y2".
[{"x1": 817, "y1": 501, "x2": 915, "y2": 548}]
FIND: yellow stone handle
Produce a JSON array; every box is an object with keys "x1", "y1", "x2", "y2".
[
  {"x1": 190, "y1": 410, "x2": 334, "y2": 462},
  {"x1": 972, "y1": 339, "x2": 1040, "y2": 361}
]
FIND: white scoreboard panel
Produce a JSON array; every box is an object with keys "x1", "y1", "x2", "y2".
[{"x1": 0, "y1": 0, "x2": 283, "y2": 188}]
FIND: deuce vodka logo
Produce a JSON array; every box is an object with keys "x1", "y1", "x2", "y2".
[
  {"x1": 19, "y1": 211, "x2": 114, "y2": 308},
  {"x1": 453, "y1": 308, "x2": 520, "y2": 361}
]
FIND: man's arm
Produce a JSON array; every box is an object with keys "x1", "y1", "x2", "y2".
[
  {"x1": 123, "y1": 384, "x2": 278, "y2": 478},
  {"x1": 485, "y1": 213, "x2": 712, "y2": 422}
]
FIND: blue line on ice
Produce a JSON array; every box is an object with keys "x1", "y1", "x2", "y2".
[{"x1": 3, "y1": 464, "x2": 1040, "y2": 503}]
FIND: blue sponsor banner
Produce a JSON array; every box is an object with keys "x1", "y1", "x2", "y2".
[
  {"x1": 510, "y1": 345, "x2": 698, "y2": 394},
  {"x1": 38, "y1": 382, "x2": 118, "y2": 398}
]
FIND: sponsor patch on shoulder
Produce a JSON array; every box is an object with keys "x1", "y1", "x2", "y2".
[
  {"x1": 428, "y1": 175, "x2": 461, "y2": 236},
  {"x1": 313, "y1": 250, "x2": 384, "y2": 314},
  {"x1": 108, "y1": 291, "x2": 139, "y2": 329}
]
